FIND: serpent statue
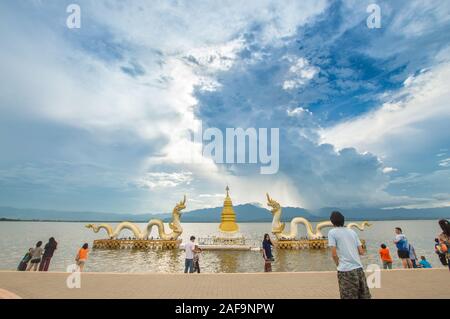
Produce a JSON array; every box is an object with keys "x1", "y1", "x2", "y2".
[
  {"x1": 85, "y1": 195, "x2": 186, "y2": 240},
  {"x1": 267, "y1": 194, "x2": 371, "y2": 240},
  {"x1": 142, "y1": 195, "x2": 186, "y2": 240},
  {"x1": 267, "y1": 193, "x2": 318, "y2": 240},
  {"x1": 85, "y1": 222, "x2": 144, "y2": 239}
]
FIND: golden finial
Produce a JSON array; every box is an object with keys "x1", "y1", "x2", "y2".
[{"x1": 226, "y1": 185, "x2": 230, "y2": 197}]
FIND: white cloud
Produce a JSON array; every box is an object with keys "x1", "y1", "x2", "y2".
[
  {"x1": 439, "y1": 158, "x2": 450, "y2": 167},
  {"x1": 282, "y1": 56, "x2": 319, "y2": 90},
  {"x1": 287, "y1": 107, "x2": 313, "y2": 117},
  {"x1": 320, "y1": 61, "x2": 450, "y2": 153},
  {"x1": 134, "y1": 172, "x2": 193, "y2": 189},
  {"x1": 382, "y1": 167, "x2": 398, "y2": 174}
]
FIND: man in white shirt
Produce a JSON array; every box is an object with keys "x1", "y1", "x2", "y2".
[
  {"x1": 184, "y1": 236, "x2": 196, "y2": 273},
  {"x1": 328, "y1": 211, "x2": 371, "y2": 299}
]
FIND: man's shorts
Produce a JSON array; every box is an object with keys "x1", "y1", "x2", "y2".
[{"x1": 337, "y1": 268, "x2": 371, "y2": 299}]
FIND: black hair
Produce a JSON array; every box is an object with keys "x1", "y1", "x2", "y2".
[
  {"x1": 435, "y1": 238, "x2": 440, "y2": 243},
  {"x1": 36, "y1": 241, "x2": 43, "y2": 247},
  {"x1": 330, "y1": 211, "x2": 345, "y2": 227},
  {"x1": 381, "y1": 244, "x2": 386, "y2": 249},
  {"x1": 190, "y1": 236, "x2": 196, "y2": 241},
  {"x1": 49, "y1": 237, "x2": 56, "y2": 244},
  {"x1": 82, "y1": 243, "x2": 89, "y2": 249},
  {"x1": 438, "y1": 219, "x2": 450, "y2": 237},
  {"x1": 395, "y1": 227, "x2": 402, "y2": 233},
  {"x1": 420, "y1": 256, "x2": 426, "y2": 260}
]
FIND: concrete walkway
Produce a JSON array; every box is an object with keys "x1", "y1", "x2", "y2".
[{"x1": 0, "y1": 269, "x2": 448, "y2": 299}]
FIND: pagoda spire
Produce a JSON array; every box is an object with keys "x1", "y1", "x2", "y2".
[{"x1": 219, "y1": 186, "x2": 239, "y2": 233}]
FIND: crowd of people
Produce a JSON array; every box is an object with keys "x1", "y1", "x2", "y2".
[
  {"x1": 258, "y1": 215, "x2": 450, "y2": 299},
  {"x1": 17, "y1": 217, "x2": 450, "y2": 294},
  {"x1": 18, "y1": 239, "x2": 90, "y2": 273}
]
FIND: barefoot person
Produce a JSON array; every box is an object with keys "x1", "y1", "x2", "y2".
[
  {"x1": 27, "y1": 241, "x2": 43, "y2": 271},
  {"x1": 184, "y1": 236, "x2": 196, "y2": 274},
  {"x1": 394, "y1": 227, "x2": 412, "y2": 269},
  {"x1": 39, "y1": 237, "x2": 57, "y2": 271},
  {"x1": 328, "y1": 211, "x2": 371, "y2": 299},
  {"x1": 75, "y1": 243, "x2": 89, "y2": 272},
  {"x1": 262, "y1": 234, "x2": 274, "y2": 272}
]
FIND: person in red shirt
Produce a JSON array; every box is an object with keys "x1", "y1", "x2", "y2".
[{"x1": 379, "y1": 244, "x2": 393, "y2": 269}]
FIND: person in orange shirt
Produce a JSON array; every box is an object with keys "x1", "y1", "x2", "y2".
[
  {"x1": 75, "y1": 243, "x2": 89, "y2": 272},
  {"x1": 379, "y1": 244, "x2": 393, "y2": 269}
]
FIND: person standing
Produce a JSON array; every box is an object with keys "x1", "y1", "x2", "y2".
[
  {"x1": 379, "y1": 244, "x2": 393, "y2": 269},
  {"x1": 39, "y1": 237, "x2": 58, "y2": 271},
  {"x1": 75, "y1": 243, "x2": 89, "y2": 272},
  {"x1": 394, "y1": 227, "x2": 412, "y2": 269},
  {"x1": 408, "y1": 244, "x2": 418, "y2": 268},
  {"x1": 27, "y1": 241, "x2": 43, "y2": 271},
  {"x1": 193, "y1": 245, "x2": 202, "y2": 274},
  {"x1": 434, "y1": 238, "x2": 448, "y2": 266},
  {"x1": 328, "y1": 211, "x2": 371, "y2": 299},
  {"x1": 438, "y1": 219, "x2": 450, "y2": 271},
  {"x1": 262, "y1": 234, "x2": 274, "y2": 272},
  {"x1": 184, "y1": 236, "x2": 196, "y2": 274}
]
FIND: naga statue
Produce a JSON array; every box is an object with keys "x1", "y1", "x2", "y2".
[
  {"x1": 86, "y1": 196, "x2": 186, "y2": 241},
  {"x1": 142, "y1": 195, "x2": 186, "y2": 240},
  {"x1": 267, "y1": 193, "x2": 319, "y2": 240},
  {"x1": 266, "y1": 194, "x2": 371, "y2": 240},
  {"x1": 85, "y1": 222, "x2": 144, "y2": 239}
]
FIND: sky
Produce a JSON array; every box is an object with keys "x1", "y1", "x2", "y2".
[{"x1": 0, "y1": 0, "x2": 449, "y2": 214}]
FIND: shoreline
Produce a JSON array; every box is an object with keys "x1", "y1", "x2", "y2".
[{"x1": 1, "y1": 268, "x2": 448, "y2": 299}]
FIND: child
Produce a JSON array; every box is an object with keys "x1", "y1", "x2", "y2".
[
  {"x1": 75, "y1": 243, "x2": 89, "y2": 272},
  {"x1": 379, "y1": 244, "x2": 393, "y2": 269},
  {"x1": 418, "y1": 256, "x2": 432, "y2": 268},
  {"x1": 17, "y1": 248, "x2": 32, "y2": 271},
  {"x1": 193, "y1": 245, "x2": 202, "y2": 273}
]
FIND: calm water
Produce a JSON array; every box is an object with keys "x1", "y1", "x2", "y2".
[{"x1": 0, "y1": 220, "x2": 444, "y2": 273}]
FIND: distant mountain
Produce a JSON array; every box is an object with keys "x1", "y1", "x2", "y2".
[{"x1": 0, "y1": 205, "x2": 449, "y2": 222}]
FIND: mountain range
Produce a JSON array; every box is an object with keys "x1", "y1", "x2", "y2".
[{"x1": 0, "y1": 204, "x2": 449, "y2": 222}]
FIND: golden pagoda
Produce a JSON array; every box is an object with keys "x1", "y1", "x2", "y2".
[{"x1": 219, "y1": 186, "x2": 239, "y2": 233}]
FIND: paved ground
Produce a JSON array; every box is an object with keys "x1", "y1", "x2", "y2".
[{"x1": 0, "y1": 268, "x2": 448, "y2": 299}]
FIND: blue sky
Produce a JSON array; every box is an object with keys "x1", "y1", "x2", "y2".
[{"x1": 0, "y1": 0, "x2": 449, "y2": 214}]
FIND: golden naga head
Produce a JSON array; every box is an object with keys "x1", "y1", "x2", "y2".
[
  {"x1": 85, "y1": 224, "x2": 94, "y2": 229},
  {"x1": 174, "y1": 195, "x2": 187, "y2": 214},
  {"x1": 266, "y1": 193, "x2": 281, "y2": 213}
]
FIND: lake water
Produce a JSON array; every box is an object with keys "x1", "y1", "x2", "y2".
[{"x1": 0, "y1": 220, "x2": 445, "y2": 273}]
